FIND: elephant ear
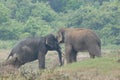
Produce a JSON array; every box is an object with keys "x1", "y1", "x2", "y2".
[
  {"x1": 57, "y1": 32, "x2": 63, "y2": 43},
  {"x1": 57, "y1": 28, "x2": 66, "y2": 43}
]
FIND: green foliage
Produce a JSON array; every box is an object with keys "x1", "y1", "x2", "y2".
[
  {"x1": 0, "y1": 2, "x2": 10, "y2": 24},
  {"x1": 0, "y1": 20, "x2": 23, "y2": 40},
  {"x1": 0, "y1": 40, "x2": 17, "y2": 49},
  {"x1": 31, "y1": 2, "x2": 57, "y2": 22},
  {"x1": 21, "y1": 17, "x2": 53, "y2": 38},
  {"x1": 0, "y1": 0, "x2": 120, "y2": 48}
]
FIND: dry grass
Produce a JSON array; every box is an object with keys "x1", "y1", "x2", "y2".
[{"x1": 0, "y1": 49, "x2": 120, "y2": 80}]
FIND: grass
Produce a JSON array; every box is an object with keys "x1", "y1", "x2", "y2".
[
  {"x1": 0, "y1": 48, "x2": 120, "y2": 80},
  {"x1": 102, "y1": 44, "x2": 120, "y2": 49},
  {"x1": 0, "y1": 57, "x2": 120, "y2": 80},
  {"x1": 62, "y1": 57, "x2": 120, "y2": 72},
  {"x1": 55, "y1": 57, "x2": 120, "y2": 80}
]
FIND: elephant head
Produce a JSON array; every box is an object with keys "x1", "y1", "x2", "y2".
[
  {"x1": 45, "y1": 34, "x2": 60, "y2": 50},
  {"x1": 45, "y1": 34, "x2": 63, "y2": 66}
]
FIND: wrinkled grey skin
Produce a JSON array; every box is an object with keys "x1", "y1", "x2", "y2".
[
  {"x1": 56, "y1": 28, "x2": 101, "y2": 63},
  {"x1": 6, "y1": 34, "x2": 63, "y2": 69}
]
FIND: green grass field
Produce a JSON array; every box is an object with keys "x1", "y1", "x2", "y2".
[{"x1": 0, "y1": 48, "x2": 120, "y2": 80}]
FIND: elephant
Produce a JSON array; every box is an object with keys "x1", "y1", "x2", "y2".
[
  {"x1": 56, "y1": 28, "x2": 101, "y2": 63},
  {"x1": 6, "y1": 34, "x2": 63, "y2": 69}
]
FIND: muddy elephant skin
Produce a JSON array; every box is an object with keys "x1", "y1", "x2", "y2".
[{"x1": 6, "y1": 34, "x2": 63, "y2": 69}]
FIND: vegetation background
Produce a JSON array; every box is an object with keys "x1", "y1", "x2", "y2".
[
  {"x1": 0, "y1": 0, "x2": 120, "y2": 80},
  {"x1": 0, "y1": 0, "x2": 120, "y2": 49}
]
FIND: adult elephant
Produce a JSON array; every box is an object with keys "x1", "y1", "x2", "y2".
[
  {"x1": 56, "y1": 28, "x2": 101, "y2": 63},
  {"x1": 6, "y1": 34, "x2": 63, "y2": 69}
]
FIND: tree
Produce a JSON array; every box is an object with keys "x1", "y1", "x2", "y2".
[
  {"x1": 0, "y1": 3, "x2": 10, "y2": 24},
  {"x1": 21, "y1": 17, "x2": 53, "y2": 38},
  {"x1": 31, "y1": 2, "x2": 57, "y2": 22}
]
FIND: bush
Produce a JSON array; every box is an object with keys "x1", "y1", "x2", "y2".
[{"x1": 0, "y1": 40, "x2": 17, "y2": 49}]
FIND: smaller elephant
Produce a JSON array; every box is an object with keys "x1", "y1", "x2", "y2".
[
  {"x1": 6, "y1": 34, "x2": 63, "y2": 69},
  {"x1": 56, "y1": 28, "x2": 101, "y2": 63}
]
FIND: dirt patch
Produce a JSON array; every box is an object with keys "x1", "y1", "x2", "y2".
[
  {"x1": 0, "y1": 64, "x2": 19, "y2": 76},
  {"x1": 0, "y1": 49, "x2": 10, "y2": 62}
]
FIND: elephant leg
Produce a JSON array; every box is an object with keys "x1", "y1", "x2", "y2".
[
  {"x1": 65, "y1": 44, "x2": 73, "y2": 63},
  {"x1": 89, "y1": 53, "x2": 95, "y2": 58},
  {"x1": 5, "y1": 57, "x2": 22, "y2": 68},
  {"x1": 71, "y1": 51, "x2": 77, "y2": 62},
  {"x1": 94, "y1": 45, "x2": 101, "y2": 57},
  {"x1": 14, "y1": 58, "x2": 23, "y2": 68},
  {"x1": 56, "y1": 49, "x2": 63, "y2": 66},
  {"x1": 38, "y1": 52, "x2": 46, "y2": 69},
  {"x1": 88, "y1": 45, "x2": 101, "y2": 58}
]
